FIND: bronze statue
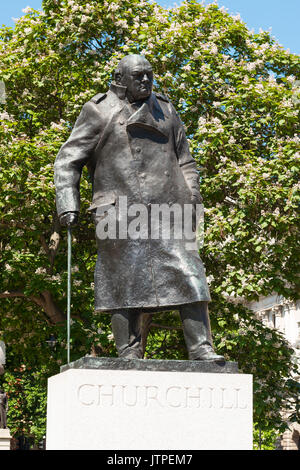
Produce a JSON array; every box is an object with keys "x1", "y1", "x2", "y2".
[
  {"x1": 54, "y1": 55, "x2": 224, "y2": 362},
  {"x1": 0, "y1": 389, "x2": 8, "y2": 428}
]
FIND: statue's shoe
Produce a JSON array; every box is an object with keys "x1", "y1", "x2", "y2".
[{"x1": 191, "y1": 346, "x2": 225, "y2": 363}]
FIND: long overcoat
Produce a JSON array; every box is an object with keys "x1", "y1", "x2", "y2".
[{"x1": 54, "y1": 83, "x2": 210, "y2": 312}]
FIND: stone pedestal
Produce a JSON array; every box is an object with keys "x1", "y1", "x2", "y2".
[
  {"x1": 46, "y1": 357, "x2": 252, "y2": 450},
  {"x1": 0, "y1": 429, "x2": 11, "y2": 450}
]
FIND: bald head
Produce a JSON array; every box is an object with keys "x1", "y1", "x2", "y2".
[
  {"x1": 114, "y1": 54, "x2": 153, "y2": 102},
  {"x1": 115, "y1": 55, "x2": 152, "y2": 77}
]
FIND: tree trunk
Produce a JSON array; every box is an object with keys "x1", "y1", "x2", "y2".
[{"x1": 140, "y1": 313, "x2": 153, "y2": 358}]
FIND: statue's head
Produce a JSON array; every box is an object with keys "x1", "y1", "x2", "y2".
[{"x1": 114, "y1": 54, "x2": 153, "y2": 102}]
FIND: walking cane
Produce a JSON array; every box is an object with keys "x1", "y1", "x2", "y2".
[{"x1": 67, "y1": 225, "x2": 72, "y2": 364}]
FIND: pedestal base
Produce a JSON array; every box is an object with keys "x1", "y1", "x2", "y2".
[
  {"x1": 46, "y1": 357, "x2": 252, "y2": 450},
  {"x1": 0, "y1": 429, "x2": 11, "y2": 450}
]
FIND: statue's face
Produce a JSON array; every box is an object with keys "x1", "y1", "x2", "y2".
[{"x1": 119, "y1": 56, "x2": 153, "y2": 102}]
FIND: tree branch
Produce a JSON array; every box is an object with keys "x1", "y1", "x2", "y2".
[
  {"x1": 150, "y1": 322, "x2": 182, "y2": 331},
  {"x1": 39, "y1": 213, "x2": 61, "y2": 273},
  {"x1": 0, "y1": 289, "x2": 65, "y2": 324},
  {"x1": 141, "y1": 313, "x2": 153, "y2": 357}
]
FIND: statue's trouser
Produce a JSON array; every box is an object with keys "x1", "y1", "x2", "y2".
[
  {"x1": 111, "y1": 301, "x2": 224, "y2": 361},
  {"x1": 179, "y1": 302, "x2": 224, "y2": 361},
  {"x1": 111, "y1": 309, "x2": 143, "y2": 359}
]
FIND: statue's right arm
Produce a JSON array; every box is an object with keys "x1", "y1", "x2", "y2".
[{"x1": 54, "y1": 101, "x2": 102, "y2": 224}]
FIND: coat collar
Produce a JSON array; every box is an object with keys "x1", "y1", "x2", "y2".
[
  {"x1": 109, "y1": 83, "x2": 169, "y2": 137},
  {"x1": 109, "y1": 82, "x2": 127, "y2": 100},
  {"x1": 126, "y1": 94, "x2": 168, "y2": 138}
]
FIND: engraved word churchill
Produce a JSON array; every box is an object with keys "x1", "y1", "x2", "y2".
[
  {"x1": 54, "y1": 54, "x2": 224, "y2": 362},
  {"x1": 77, "y1": 383, "x2": 248, "y2": 410}
]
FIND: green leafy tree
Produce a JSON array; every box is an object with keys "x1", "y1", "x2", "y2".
[{"x1": 0, "y1": 0, "x2": 299, "y2": 446}]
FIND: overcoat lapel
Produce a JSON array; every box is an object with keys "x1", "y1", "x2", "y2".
[{"x1": 126, "y1": 94, "x2": 168, "y2": 138}]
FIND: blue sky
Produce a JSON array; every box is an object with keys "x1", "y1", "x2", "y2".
[{"x1": 1, "y1": 0, "x2": 299, "y2": 54}]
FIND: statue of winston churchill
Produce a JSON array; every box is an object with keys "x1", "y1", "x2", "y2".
[{"x1": 54, "y1": 54, "x2": 224, "y2": 362}]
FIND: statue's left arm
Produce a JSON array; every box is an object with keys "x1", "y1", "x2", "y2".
[{"x1": 171, "y1": 105, "x2": 202, "y2": 204}]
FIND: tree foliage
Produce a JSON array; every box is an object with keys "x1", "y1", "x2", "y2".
[{"x1": 0, "y1": 0, "x2": 299, "y2": 445}]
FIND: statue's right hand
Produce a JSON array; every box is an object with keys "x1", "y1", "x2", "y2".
[{"x1": 59, "y1": 211, "x2": 79, "y2": 227}]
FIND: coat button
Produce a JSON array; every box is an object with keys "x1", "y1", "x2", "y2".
[
  {"x1": 164, "y1": 171, "x2": 170, "y2": 176},
  {"x1": 136, "y1": 147, "x2": 141, "y2": 153},
  {"x1": 140, "y1": 173, "x2": 145, "y2": 179},
  {"x1": 119, "y1": 120, "x2": 124, "y2": 125}
]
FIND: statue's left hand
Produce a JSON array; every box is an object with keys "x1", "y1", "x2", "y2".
[
  {"x1": 191, "y1": 193, "x2": 203, "y2": 232},
  {"x1": 191, "y1": 192, "x2": 203, "y2": 205}
]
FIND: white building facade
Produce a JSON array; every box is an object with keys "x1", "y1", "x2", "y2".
[
  {"x1": 248, "y1": 295, "x2": 300, "y2": 348},
  {"x1": 247, "y1": 294, "x2": 300, "y2": 450}
]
